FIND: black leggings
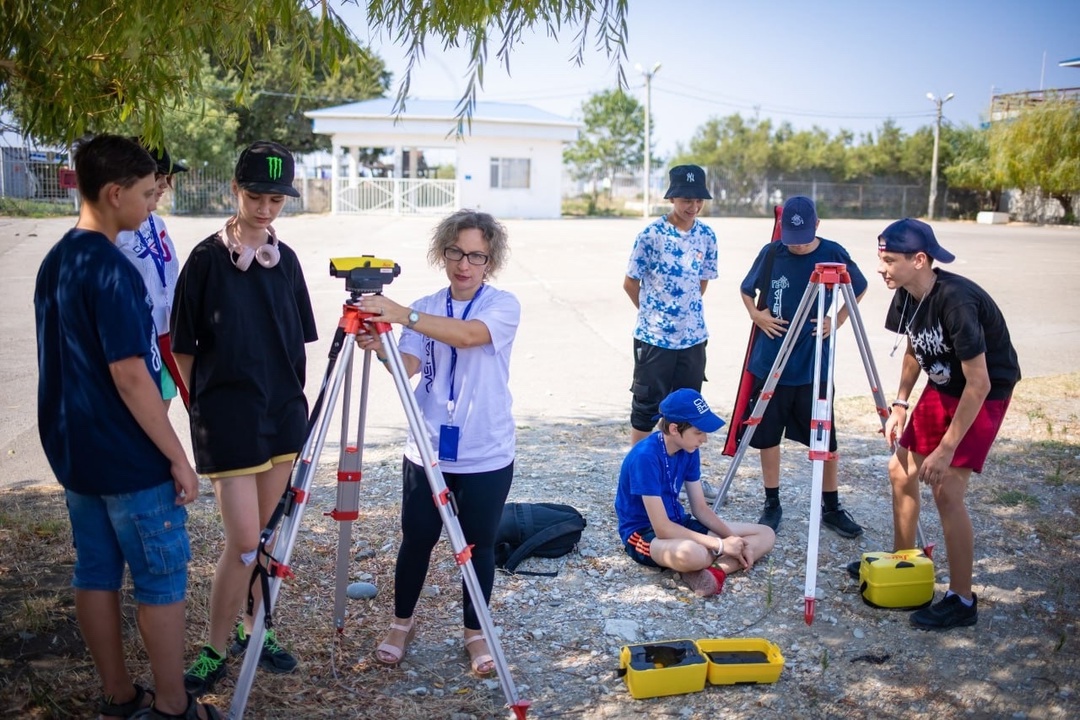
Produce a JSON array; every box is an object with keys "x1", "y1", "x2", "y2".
[{"x1": 394, "y1": 457, "x2": 514, "y2": 630}]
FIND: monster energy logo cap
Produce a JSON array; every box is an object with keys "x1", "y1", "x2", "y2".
[{"x1": 234, "y1": 140, "x2": 300, "y2": 197}]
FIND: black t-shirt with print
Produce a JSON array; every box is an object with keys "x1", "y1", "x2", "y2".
[
  {"x1": 885, "y1": 269, "x2": 1020, "y2": 400},
  {"x1": 171, "y1": 233, "x2": 318, "y2": 474}
]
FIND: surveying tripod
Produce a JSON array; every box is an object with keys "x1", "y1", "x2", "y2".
[
  {"x1": 708, "y1": 262, "x2": 930, "y2": 625},
  {"x1": 228, "y1": 258, "x2": 530, "y2": 720}
]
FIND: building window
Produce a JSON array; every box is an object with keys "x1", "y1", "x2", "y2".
[{"x1": 490, "y1": 157, "x2": 530, "y2": 189}]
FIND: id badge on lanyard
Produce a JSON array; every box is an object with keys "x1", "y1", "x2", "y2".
[{"x1": 438, "y1": 285, "x2": 484, "y2": 461}]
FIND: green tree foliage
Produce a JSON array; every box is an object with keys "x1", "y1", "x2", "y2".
[
  {"x1": 681, "y1": 113, "x2": 941, "y2": 212},
  {"x1": 682, "y1": 114, "x2": 776, "y2": 207},
  {"x1": 987, "y1": 98, "x2": 1080, "y2": 220},
  {"x1": 220, "y1": 22, "x2": 391, "y2": 153},
  {"x1": 115, "y1": 56, "x2": 240, "y2": 172},
  {"x1": 772, "y1": 124, "x2": 853, "y2": 181},
  {"x1": 563, "y1": 88, "x2": 646, "y2": 200},
  {"x1": 943, "y1": 123, "x2": 1001, "y2": 210},
  {"x1": 1, "y1": 0, "x2": 628, "y2": 144}
]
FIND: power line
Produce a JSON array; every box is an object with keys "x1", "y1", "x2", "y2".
[{"x1": 653, "y1": 85, "x2": 935, "y2": 123}]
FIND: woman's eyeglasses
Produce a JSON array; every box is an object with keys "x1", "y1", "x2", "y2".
[{"x1": 444, "y1": 247, "x2": 489, "y2": 266}]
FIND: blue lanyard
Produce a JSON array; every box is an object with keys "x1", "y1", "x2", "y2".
[
  {"x1": 656, "y1": 433, "x2": 679, "y2": 498},
  {"x1": 445, "y1": 284, "x2": 484, "y2": 420},
  {"x1": 135, "y1": 215, "x2": 167, "y2": 288}
]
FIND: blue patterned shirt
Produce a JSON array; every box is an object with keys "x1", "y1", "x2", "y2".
[{"x1": 627, "y1": 216, "x2": 718, "y2": 349}]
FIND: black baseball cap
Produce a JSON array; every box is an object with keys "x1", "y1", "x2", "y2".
[
  {"x1": 134, "y1": 138, "x2": 188, "y2": 175},
  {"x1": 234, "y1": 140, "x2": 300, "y2": 197},
  {"x1": 663, "y1": 164, "x2": 712, "y2": 200}
]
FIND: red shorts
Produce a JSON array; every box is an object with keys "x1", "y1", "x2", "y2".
[{"x1": 898, "y1": 384, "x2": 1011, "y2": 473}]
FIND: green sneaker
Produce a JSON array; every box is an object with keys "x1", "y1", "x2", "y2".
[
  {"x1": 183, "y1": 645, "x2": 227, "y2": 697},
  {"x1": 230, "y1": 624, "x2": 298, "y2": 674}
]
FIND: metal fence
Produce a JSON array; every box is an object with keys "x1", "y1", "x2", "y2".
[
  {"x1": 710, "y1": 179, "x2": 931, "y2": 220},
  {"x1": 333, "y1": 177, "x2": 457, "y2": 215},
  {"x1": 170, "y1": 169, "x2": 329, "y2": 216},
  {"x1": 0, "y1": 144, "x2": 78, "y2": 214},
  {"x1": 562, "y1": 165, "x2": 995, "y2": 220}
]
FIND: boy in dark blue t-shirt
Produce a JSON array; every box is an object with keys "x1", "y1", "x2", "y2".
[
  {"x1": 34, "y1": 135, "x2": 219, "y2": 720},
  {"x1": 738, "y1": 196, "x2": 867, "y2": 539},
  {"x1": 615, "y1": 389, "x2": 775, "y2": 596}
]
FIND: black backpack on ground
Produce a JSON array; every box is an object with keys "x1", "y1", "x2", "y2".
[{"x1": 494, "y1": 502, "x2": 587, "y2": 575}]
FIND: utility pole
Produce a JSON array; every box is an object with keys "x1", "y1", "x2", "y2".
[
  {"x1": 637, "y1": 61, "x2": 661, "y2": 218},
  {"x1": 927, "y1": 91, "x2": 954, "y2": 220}
]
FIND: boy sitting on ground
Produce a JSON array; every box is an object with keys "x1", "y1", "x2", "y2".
[{"x1": 615, "y1": 389, "x2": 776, "y2": 596}]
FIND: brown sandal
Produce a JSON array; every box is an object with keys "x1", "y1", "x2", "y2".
[{"x1": 374, "y1": 618, "x2": 417, "y2": 666}]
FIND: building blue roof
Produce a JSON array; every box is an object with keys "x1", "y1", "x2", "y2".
[
  {"x1": 1060, "y1": 56, "x2": 1080, "y2": 68},
  {"x1": 306, "y1": 98, "x2": 577, "y2": 126}
]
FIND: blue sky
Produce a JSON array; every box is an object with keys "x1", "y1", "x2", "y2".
[{"x1": 337, "y1": 0, "x2": 1080, "y2": 158}]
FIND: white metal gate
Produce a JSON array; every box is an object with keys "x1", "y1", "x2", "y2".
[{"x1": 335, "y1": 178, "x2": 456, "y2": 215}]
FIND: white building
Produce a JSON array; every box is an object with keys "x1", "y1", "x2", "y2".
[{"x1": 305, "y1": 98, "x2": 579, "y2": 219}]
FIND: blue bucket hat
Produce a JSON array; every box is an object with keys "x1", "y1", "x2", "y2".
[
  {"x1": 657, "y1": 388, "x2": 725, "y2": 433},
  {"x1": 878, "y1": 218, "x2": 955, "y2": 263},
  {"x1": 663, "y1": 164, "x2": 712, "y2": 200}
]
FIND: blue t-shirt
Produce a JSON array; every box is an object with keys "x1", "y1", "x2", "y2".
[
  {"x1": 615, "y1": 432, "x2": 701, "y2": 543},
  {"x1": 35, "y1": 228, "x2": 171, "y2": 494},
  {"x1": 740, "y1": 238, "x2": 868, "y2": 386}
]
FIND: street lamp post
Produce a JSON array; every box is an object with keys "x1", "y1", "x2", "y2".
[
  {"x1": 927, "y1": 91, "x2": 954, "y2": 220},
  {"x1": 637, "y1": 61, "x2": 661, "y2": 218}
]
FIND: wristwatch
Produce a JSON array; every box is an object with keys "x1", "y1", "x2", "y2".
[{"x1": 406, "y1": 310, "x2": 420, "y2": 329}]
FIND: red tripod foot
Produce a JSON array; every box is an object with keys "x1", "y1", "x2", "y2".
[{"x1": 511, "y1": 700, "x2": 532, "y2": 720}]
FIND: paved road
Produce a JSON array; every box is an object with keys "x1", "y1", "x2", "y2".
[{"x1": 3, "y1": 213, "x2": 1079, "y2": 490}]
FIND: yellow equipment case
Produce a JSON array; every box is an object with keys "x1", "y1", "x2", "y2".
[{"x1": 858, "y1": 549, "x2": 934, "y2": 609}]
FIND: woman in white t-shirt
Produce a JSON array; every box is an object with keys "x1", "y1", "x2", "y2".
[{"x1": 355, "y1": 210, "x2": 520, "y2": 677}]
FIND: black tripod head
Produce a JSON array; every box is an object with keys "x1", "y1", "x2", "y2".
[{"x1": 329, "y1": 256, "x2": 401, "y2": 300}]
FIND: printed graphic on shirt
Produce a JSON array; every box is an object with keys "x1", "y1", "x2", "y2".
[
  {"x1": 145, "y1": 293, "x2": 162, "y2": 372},
  {"x1": 771, "y1": 275, "x2": 791, "y2": 318},
  {"x1": 909, "y1": 321, "x2": 951, "y2": 386}
]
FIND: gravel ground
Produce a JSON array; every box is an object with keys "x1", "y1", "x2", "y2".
[{"x1": 2, "y1": 377, "x2": 1079, "y2": 719}]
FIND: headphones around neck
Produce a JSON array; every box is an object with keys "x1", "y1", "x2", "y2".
[{"x1": 222, "y1": 220, "x2": 280, "y2": 271}]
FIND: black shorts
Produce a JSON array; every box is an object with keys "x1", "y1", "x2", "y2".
[
  {"x1": 630, "y1": 340, "x2": 707, "y2": 431},
  {"x1": 744, "y1": 377, "x2": 838, "y2": 452}
]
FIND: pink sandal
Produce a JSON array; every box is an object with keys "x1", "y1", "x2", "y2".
[
  {"x1": 464, "y1": 632, "x2": 495, "y2": 677},
  {"x1": 374, "y1": 619, "x2": 416, "y2": 666}
]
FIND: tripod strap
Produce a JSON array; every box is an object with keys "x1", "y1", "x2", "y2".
[{"x1": 246, "y1": 557, "x2": 274, "y2": 629}]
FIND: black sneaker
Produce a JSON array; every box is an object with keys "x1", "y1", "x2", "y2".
[
  {"x1": 757, "y1": 499, "x2": 782, "y2": 531},
  {"x1": 230, "y1": 624, "x2": 298, "y2": 673},
  {"x1": 910, "y1": 592, "x2": 978, "y2": 631},
  {"x1": 183, "y1": 645, "x2": 227, "y2": 697},
  {"x1": 845, "y1": 560, "x2": 861, "y2": 579},
  {"x1": 821, "y1": 507, "x2": 864, "y2": 538}
]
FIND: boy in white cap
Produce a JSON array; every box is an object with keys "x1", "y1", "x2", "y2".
[
  {"x1": 738, "y1": 195, "x2": 867, "y2": 538},
  {"x1": 615, "y1": 389, "x2": 775, "y2": 596}
]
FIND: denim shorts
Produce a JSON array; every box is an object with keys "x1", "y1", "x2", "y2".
[{"x1": 65, "y1": 481, "x2": 191, "y2": 605}]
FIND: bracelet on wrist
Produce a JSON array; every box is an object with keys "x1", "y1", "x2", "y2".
[
  {"x1": 376, "y1": 355, "x2": 389, "y2": 364},
  {"x1": 891, "y1": 400, "x2": 910, "y2": 410},
  {"x1": 711, "y1": 542, "x2": 723, "y2": 558}
]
